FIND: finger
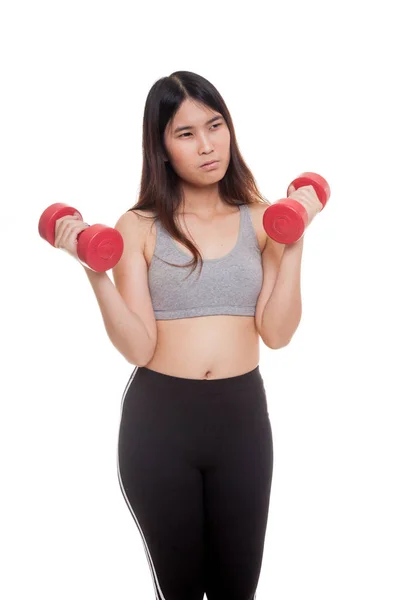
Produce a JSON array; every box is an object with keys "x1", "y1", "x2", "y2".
[
  {"x1": 65, "y1": 222, "x2": 88, "y2": 246},
  {"x1": 56, "y1": 221, "x2": 79, "y2": 249},
  {"x1": 65, "y1": 228, "x2": 79, "y2": 248},
  {"x1": 55, "y1": 214, "x2": 80, "y2": 228},
  {"x1": 55, "y1": 216, "x2": 79, "y2": 241},
  {"x1": 55, "y1": 224, "x2": 69, "y2": 247},
  {"x1": 54, "y1": 227, "x2": 66, "y2": 247}
]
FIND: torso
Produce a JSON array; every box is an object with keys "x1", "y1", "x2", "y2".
[{"x1": 140, "y1": 202, "x2": 268, "y2": 380}]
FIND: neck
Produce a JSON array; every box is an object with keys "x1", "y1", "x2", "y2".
[{"x1": 178, "y1": 183, "x2": 226, "y2": 217}]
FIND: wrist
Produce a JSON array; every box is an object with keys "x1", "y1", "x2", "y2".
[
  {"x1": 82, "y1": 265, "x2": 108, "y2": 279},
  {"x1": 286, "y1": 235, "x2": 304, "y2": 251}
]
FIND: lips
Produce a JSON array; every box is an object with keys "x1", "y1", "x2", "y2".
[{"x1": 201, "y1": 160, "x2": 219, "y2": 167}]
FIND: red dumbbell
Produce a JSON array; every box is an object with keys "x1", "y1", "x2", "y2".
[
  {"x1": 38, "y1": 203, "x2": 124, "y2": 272},
  {"x1": 262, "y1": 172, "x2": 331, "y2": 244}
]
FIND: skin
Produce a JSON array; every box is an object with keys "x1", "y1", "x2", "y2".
[{"x1": 142, "y1": 99, "x2": 267, "y2": 379}]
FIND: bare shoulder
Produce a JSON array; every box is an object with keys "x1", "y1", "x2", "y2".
[
  {"x1": 114, "y1": 208, "x2": 157, "y2": 250},
  {"x1": 247, "y1": 200, "x2": 287, "y2": 255},
  {"x1": 247, "y1": 200, "x2": 270, "y2": 214},
  {"x1": 246, "y1": 201, "x2": 270, "y2": 253}
]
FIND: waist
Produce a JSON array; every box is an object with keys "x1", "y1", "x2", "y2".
[
  {"x1": 143, "y1": 315, "x2": 260, "y2": 379},
  {"x1": 137, "y1": 363, "x2": 263, "y2": 393}
]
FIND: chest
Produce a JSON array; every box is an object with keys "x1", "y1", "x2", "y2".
[{"x1": 143, "y1": 203, "x2": 267, "y2": 269}]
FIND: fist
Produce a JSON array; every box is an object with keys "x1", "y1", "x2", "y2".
[
  {"x1": 287, "y1": 183, "x2": 323, "y2": 226},
  {"x1": 54, "y1": 213, "x2": 90, "y2": 261}
]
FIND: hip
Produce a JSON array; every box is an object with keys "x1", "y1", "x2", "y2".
[
  {"x1": 119, "y1": 364, "x2": 270, "y2": 458},
  {"x1": 118, "y1": 364, "x2": 272, "y2": 479}
]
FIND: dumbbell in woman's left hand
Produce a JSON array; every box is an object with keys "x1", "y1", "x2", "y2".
[
  {"x1": 263, "y1": 172, "x2": 331, "y2": 244},
  {"x1": 286, "y1": 183, "x2": 323, "y2": 228}
]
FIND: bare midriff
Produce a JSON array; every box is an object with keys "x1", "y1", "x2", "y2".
[{"x1": 142, "y1": 203, "x2": 267, "y2": 380}]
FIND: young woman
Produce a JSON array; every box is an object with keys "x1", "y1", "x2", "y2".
[{"x1": 54, "y1": 71, "x2": 322, "y2": 600}]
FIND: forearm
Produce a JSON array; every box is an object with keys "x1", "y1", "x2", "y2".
[
  {"x1": 83, "y1": 267, "x2": 153, "y2": 365},
  {"x1": 261, "y1": 237, "x2": 304, "y2": 347}
]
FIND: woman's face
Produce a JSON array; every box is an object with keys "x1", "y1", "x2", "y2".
[{"x1": 163, "y1": 99, "x2": 231, "y2": 186}]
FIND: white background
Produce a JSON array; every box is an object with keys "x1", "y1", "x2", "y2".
[{"x1": 1, "y1": 0, "x2": 399, "y2": 598}]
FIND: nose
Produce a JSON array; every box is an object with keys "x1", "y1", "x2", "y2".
[{"x1": 197, "y1": 131, "x2": 215, "y2": 154}]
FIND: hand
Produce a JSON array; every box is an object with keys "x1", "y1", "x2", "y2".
[
  {"x1": 54, "y1": 213, "x2": 90, "y2": 262},
  {"x1": 287, "y1": 183, "x2": 323, "y2": 226}
]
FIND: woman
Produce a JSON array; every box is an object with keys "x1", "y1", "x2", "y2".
[{"x1": 54, "y1": 71, "x2": 322, "y2": 600}]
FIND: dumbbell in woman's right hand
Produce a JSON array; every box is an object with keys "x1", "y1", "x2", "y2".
[
  {"x1": 38, "y1": 203, "x2": 124, "y2": 272},
  {"x1": 53, "y1": 212, "x2": 91, "y2": 262}
]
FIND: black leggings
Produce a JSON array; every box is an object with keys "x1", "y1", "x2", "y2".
[{"x1": 117, "y1": 365, "x2": 274, "y2": 600}]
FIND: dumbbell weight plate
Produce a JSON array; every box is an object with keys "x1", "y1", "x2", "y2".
[
  {"x1": 77, "y1": 225, "x2": 124, "y2": 272},
  {"x1": 38, "y1": 203, "x2": 82, "y2": 246}
]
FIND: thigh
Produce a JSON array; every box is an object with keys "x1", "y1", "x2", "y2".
[
  {"x1": 204, "y1": 392, "x2": 274, "y2": 600},
  {"x1": 117, "y1": 369, "x2": 205, "y2": 600}
]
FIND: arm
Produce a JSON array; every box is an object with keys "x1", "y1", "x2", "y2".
[
  {"x1": 83, "y1": 267, "x2": 155, "y2": 366},
  {"x1": 255, "y1": 236, "x2": 304, "y2": 348}
]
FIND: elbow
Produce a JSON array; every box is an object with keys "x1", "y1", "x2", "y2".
[
  {"x1": 263, "y1": 313, "x2": 302, "y2": 349},
  {"x1": 263, "y1": 336, "x2": 292, "y2": 349},
  {"x1": 262, "y1": 324, "x2": 300, "y2": 349},
  {"x1": 125, "y1": 354, "x2": 151, "y2": 367},
  {"x1": 115, "y1": 343, "x2": 155, "y2": 367},
  {"x1": 127, "y1": 341, "x2": 157, "y2": 367},
  {"x1": 134, "y1": 354, "x2": 153, "y2": 367}
]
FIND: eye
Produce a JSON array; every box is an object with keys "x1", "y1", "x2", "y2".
[{"x1": 179, "y1": 122, "x2": 222, "y2": 138}]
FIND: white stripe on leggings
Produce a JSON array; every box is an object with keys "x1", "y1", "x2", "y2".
[{"x1": 116, "y1": 366, "x2": 167, "y2": 600}]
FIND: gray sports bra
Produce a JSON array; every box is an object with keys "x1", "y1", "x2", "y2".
[{"x1": 147, "y1": 204, "x2": 263, "y2": 320}]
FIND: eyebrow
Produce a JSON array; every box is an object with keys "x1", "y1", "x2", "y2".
[{"x1": 173, "y1": 115, "x2": 223, "y2": 135}]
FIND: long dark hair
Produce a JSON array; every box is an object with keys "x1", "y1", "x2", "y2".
[{"x1": 129, "y1": 70, "x2": 270, "y2": 278}]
